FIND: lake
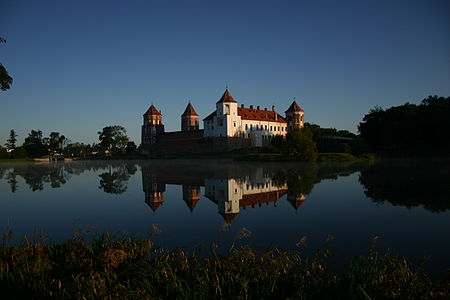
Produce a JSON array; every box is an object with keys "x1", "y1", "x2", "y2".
[{"x1": 1, "y1": 159, "x2": 449, "y2": 277}]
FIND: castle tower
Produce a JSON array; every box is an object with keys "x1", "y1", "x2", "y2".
[
  {"x1": 285, "y1": 100, "x2": 305, "y2": 132},
  {"x1": 141, "y1": 105, "x2": 164, "y2": 145},
  {"x1": 214, "y1": 89, "x2": 241, "y2": 137},
  {"x1": 287, "y1": 192, "x2": 306, "y2": 210},
  {"x1": 142, "y1": 167, "x2": 166, "y2": 212},
  {"x1": 181, "y1": 103, "x2": 199, "y2": 131},
  {"x1": 182, "y1": 185, "x2": 201, "y2": 212}
]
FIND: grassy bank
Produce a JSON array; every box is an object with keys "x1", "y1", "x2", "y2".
[{"x1": 1, "y1": 234, "x2": 448, "y2": 299}]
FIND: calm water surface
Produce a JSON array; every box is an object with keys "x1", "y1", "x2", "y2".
[{"x1": 1, "y1": 159, "x2": 449, "y2": 276}]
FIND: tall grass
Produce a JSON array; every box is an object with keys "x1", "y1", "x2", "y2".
[{"x1": 0, "y1": 231, "x2": 448, "y2": 299}]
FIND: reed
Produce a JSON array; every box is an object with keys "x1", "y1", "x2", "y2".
[{"x1": 0, "y1": 231, "x2": 448, "y2": 299}]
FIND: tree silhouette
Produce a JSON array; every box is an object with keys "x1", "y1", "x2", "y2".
[{"x1": 0, "y1": 37, "x2": 13, "y2": 91}]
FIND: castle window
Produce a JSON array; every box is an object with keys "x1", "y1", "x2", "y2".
[
  {"x1": 225, "y1": 104, "x2": 230, "y2": 114},
  {"x1": 233, "y1": 122, "x2": 236, "y2": 127},
  {"x1": 265, "y1": 125, "x2": 267, "y2": 130},
  {"x1": 245, "y1": 124, "x2": 248, "y2": 130},
  {"x1": 250, "y1": 125, "x2": 253, "y2": 131},
  {"x1": 270, "y1": 126, "x2": 272, "y2": 131}
]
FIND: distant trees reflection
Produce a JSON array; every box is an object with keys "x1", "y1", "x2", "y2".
[
  {"x1": 2, "y1": 159, "x2": 448, "y2": 216},
  {"x1": 359, "y1": 159, "x2": 450, "y2": 212},
  {"x1": 0, "y1": 161, "x2": 138, "y2": 194},
  {"x1": 98, "y1": 163, "x2": 137, "y2": 195}
]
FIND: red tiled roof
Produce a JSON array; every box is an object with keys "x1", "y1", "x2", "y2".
[
  {"x1": 183, "y1": 198, "x2": 200, "y2": 212},
  {"x1": 216, "y1": 89, "x2": 237, "y2": 103},
  {"x1": 238, "y1": 107, "x2": 287, "y2": 123},
  {"x1": 203, "y1": 111, "x2": 216, "y2": 121},
  {"x1": 285, "y1": 101, "x2": 304, "y2": 113},
  {"x1": 203, "y1": 108, "x2": 286, "y2": 123},
  {"x1": 182, "y1": 103, "x2": 199, "y2": 117},
  {"x1": 144, "y1": 105, "x2": 162, "y2": 116},
  {"x1": 240, "y1": 189, "x2": 288, "y2": 207}
]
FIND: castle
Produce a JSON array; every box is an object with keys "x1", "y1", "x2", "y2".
[{"x1": 141, "y1": 89, "x2": 304, "y2": 155}]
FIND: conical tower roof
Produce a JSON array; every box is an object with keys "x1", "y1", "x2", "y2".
[
  {"x1": 147, "y1": 200, "x2": 163, "y2": 212},
  {"x1": 219, "y1": 212, "x2": 238, "y2": 225},
  {"x1": 181, "y1": 103, "x2": 199, "y2": 117},
  {"x1": 144, "y1": 105, "x2": 162, "y2": 116},
  {"x1": 183, "y1": 198, "x2": 200, "y2": 212},
  {"x1": 285, "y1": 101, "x2": 304, "y2": 113},
  {"x1": 216, "y1": 89, "x2": 237, "y2": 104}
]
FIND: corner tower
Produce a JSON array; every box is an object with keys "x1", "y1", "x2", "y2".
[
  {"x1": 181, "y1": 102, "x2": 199, "y2": 131},
  {"x1": 285, "y1": 100, "x2": 304, "y2": 132},
  {"x1": 141, "y1": 105, "x2": 164, "y2": 145},
  {"x1": 213, "y1": 89, "x2": 241, "y2": 137}
]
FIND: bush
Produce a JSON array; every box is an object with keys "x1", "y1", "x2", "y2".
[{"x1": 271, "y1": 128, "x2": 318, "y2": 162}]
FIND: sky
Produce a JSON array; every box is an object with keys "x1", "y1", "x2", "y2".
[{"x1": 1, "y1": 0, "x2": 449, "y2": 145}]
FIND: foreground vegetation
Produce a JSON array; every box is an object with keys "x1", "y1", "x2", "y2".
[{"x1": 1, "y1": 233, "x2": 448, "y2": 299}]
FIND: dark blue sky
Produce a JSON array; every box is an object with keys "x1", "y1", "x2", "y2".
[{"x1": 1, "y1": 0, "x2": 449, "y2": 145}]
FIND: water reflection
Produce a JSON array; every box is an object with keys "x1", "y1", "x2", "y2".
[
  {"x1": 1, "y1": 161, "x2": 138, "y2": 193},
  {"x1": 139, "y1": 161, "x2": 360, "y2": 225},
  {"x1": 98, "y1": 163, "x2": 137, "y2": 195},
  {"x1": 359, "y1": 159, "x2": 450, "y2": 212},
  {"x1": 2, "y1": 159, "x2": 449, "y2": 216}
]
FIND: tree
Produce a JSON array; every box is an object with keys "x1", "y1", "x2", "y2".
[
  {"x1": 5, "y1": 129, "x2": 17, "y2": 158},
  {"x1": 48, "y1": 132, "x2": 67, "y2": 153},
  {"x1": 23, "y1": 130, "x2": 47, "y2": 158},
  {"x1": 0, "y1": 37, "x2": 13, "y2": 91},
  {"x1": 358, "y1": 96, "x2": 450, "y2": 155},
  {"x1": 97, "y1": 125, "x2": 129, "y2": 153},
  {"x1": 284, "y1": 128, "x2": 318, "y2": 161},
  {"x1": 126, "y1": 141, "x2": 137, "y2": 154},
  {"x1": 271, "y1": 128, "x2": 318, "y2": 161}
]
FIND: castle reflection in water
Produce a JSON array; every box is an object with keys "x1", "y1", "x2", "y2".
[{"x1": 142, "y1": 165, "x2": 306, "y2": 225}]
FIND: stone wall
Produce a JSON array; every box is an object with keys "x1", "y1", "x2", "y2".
[{"x1": 142, "y1": 130, "x2": 255, "y2": 156}]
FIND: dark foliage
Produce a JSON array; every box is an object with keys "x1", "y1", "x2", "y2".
[
  {"x1": 358, "y1": 96, "x2": 450, "y2": 156},
  {"x1": 359, "y1": 159, "x2": 450, "y2": 212},
  {"x1": 0, "y1": 234, "x2": 448, "y2": 299},
  {"x1": 97, "y1": 125, "x2": 129, "y2": 153},
  {"x1": 271, "y1": 128, "x2": 318, "y2": 161},
  {"x1": 0, "y1": 37, "x2": 13, "y2": 91},
  {"x1": 23, "y1": 130, "x2": 47, "y2": 158}
]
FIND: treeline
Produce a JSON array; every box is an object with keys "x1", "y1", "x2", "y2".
[
  {"x1": 0, "y1": 125, "x2": 138, "y2": 159},
  {"x1": 358, "y1": 95, "x2": 450, "y2": 156}
]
